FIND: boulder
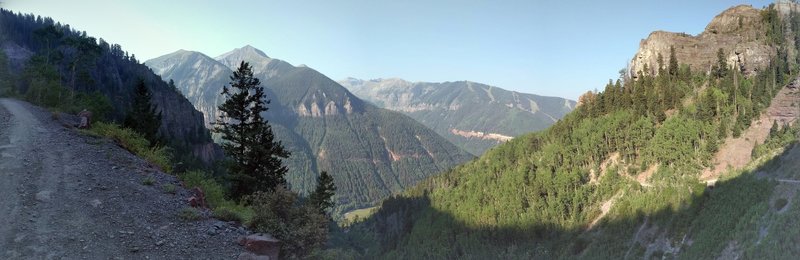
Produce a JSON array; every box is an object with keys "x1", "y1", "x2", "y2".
[
  {"x1": 237, "y1": 252, "x2": 271, "y2": 260},
  {"x1": 238, "y1": 234, "x2": 280, "y2": 259}
]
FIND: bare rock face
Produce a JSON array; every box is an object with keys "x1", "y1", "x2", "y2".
[{"x1": 629, "y1": 5, "x2": 772, "y2": 77}]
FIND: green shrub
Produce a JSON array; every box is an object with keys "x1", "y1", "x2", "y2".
[
  {"x1": 248, "y1": 187, "x2": 329, "y2": 258},
  {"x1": 179, "y1": 207, "x2": 202, "y2": 221},
  {"x1": 88, "y1": 122, "x2": 172, "y2": 172},
  {"x1": 179, "y1": 171, "x2": 253, "y2": 223},
  {"x1": 179, "y1": 171, "x2": 227, "y2": 207}
]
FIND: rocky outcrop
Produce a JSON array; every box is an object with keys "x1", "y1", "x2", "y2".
[
  {"x1": 629, "y1": 5, "x2": 772, "y2": 77},
  {"x1": 450, "y1": 128, "x2": 514, "y2": 142}
]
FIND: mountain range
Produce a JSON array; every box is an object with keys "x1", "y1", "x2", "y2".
[
  {"x1": 145, "y1": 46, "x2": 474, "y2": 215},
  {"x1": 336, "y1": 3, "x2": 800, "y2": 259},
  {"x1": 339, "y1": 78, "x2": 576, "y2": 155}
]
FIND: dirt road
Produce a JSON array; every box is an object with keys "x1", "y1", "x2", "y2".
[{"x1": 0, "y1": 98, "x2": 243, "y2": 259}]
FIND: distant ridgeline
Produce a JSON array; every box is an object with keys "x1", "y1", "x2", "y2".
[
  {"x1": 339, "y1": 78, "x2": 576, "y2": 156},
  {"x1": 0, "y1": 9, "x2": 220, "y2": 166},
  {"x1": 335, "y1": 3, "x2": 800, "y2": 259},
  {"x1": 145, "y1": 46, "x2": 474, "y2": 216}
]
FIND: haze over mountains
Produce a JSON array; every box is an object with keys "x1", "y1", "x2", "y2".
[
  {"x1": 145, "y1": 46, "x2": 474, "y2": 215},
  {"x1": 340, "y1": 78, "x2": 576, "y2": 155}
]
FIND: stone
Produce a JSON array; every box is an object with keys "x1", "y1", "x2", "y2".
[
  {"x1": 237, "y1": 252, "x2": 271, "y2": 260},
  {"x1": 35, "y1": 190, "x2": 52, "y2": 202},
  {"x1": 238, "y1": 234, "x2": 280, "y2": 258}
]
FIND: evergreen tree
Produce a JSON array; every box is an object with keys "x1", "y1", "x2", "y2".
[
  {"x1": 715, "y1": 48, "x2": 728, "y2": 78},
  {"x1": 124, "y1": 79, "x2": 162, "y2": 144},
  {"x1": 668, "y1": 45, "x2": 678, "y2": 77},
  {"x1": 214, "y1": 61, "x2": 289, "y2": 200},
  {"x1": 309, "y1": 171, "x2": 336, "y2": 215}
]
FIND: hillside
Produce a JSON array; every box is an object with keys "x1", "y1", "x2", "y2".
[
  {"x1": 336, "y1": 3, "x2": 800, "y2": 259},
  {"x1": 0, "y1": 9, "x2": 219, "y2": 165},
  {"x1": 145, "y1": 47, "x2": 474, "y2": 216},
  {"x1": 339, "y1": 78, "x2": 575, "y2": 155},
  {"x1": 0, "y1": 98, "x2": 245, "y2": 258}
]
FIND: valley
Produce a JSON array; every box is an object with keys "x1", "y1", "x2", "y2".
[
  {"x1": 4, "y1": 1, "x2": 800, "y2": 259},
  {"x1": 145, "y1": 47, "x2": 475, "y2": 215}
]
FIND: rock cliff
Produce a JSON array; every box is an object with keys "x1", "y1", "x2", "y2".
[{"x1": 629, "y1": 5, "x2": 773, "y2": 77}]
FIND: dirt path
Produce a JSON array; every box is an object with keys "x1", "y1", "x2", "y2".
[
  {"x1": 0, "y1": 98, "x2": 244, "y2": 259},
  {"x1": 701, "y1": 82, "x2": 800, "y2": 181}
]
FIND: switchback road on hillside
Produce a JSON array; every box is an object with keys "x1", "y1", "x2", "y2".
[{"x1": 0, "y1": 98, "x2": 243, "y2": 259}]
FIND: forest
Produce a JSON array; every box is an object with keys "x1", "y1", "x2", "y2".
[
  {"x1": 0, "y1": 9, "x2": 213, "y2": 167},
  {"x1": 329, "y1": 4, "x2": 800, "y2": 259}
]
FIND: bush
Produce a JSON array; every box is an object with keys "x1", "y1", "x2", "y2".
[
  {"x1": 248, "y1": 187, "x2": 329, "y2": 258},
  {"x1": 179, "y1": 171, "x2": 227, "y2": 207},
  {"x1": 88, "y1": 122, "x2": 172, "y2": 172},
  {"x1": 179, "y1": 171, "x2": 252, "y2": 223}
]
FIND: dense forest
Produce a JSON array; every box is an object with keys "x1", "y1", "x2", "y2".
[
  {"x1": 0, "y1": 9, "x2": 215, "y2": 167},
  {"x1": 330, "y1": 4, "x2": 800, "y2": 259}
]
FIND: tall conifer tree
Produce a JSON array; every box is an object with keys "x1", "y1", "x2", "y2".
[
  {"x1": 124, "y1": 79, "x2": 162, "y2": 145},
  {"x1": 214, "y1": 61, "x2": 289, "y2": 199}
]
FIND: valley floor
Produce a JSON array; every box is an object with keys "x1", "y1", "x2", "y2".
[{"x1": 0, "y1": 98, "x2": 243, "y2": 259}]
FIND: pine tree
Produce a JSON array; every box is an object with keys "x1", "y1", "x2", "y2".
[
  {"x1": 124, "y1": 79, "x2": 162, "y2": 145},
  {"x1": 668, "y1": 45, "x2": 678, "y2": 77},
  {"x1": 716, "y1": 48, "x2": 728, "y2": 78},
  {"x1": 214, "y1": 61, "x2": 289, "y2": 200},
  {"x1": 309, "y1": 171, "x2": 336, "y2": 215}
]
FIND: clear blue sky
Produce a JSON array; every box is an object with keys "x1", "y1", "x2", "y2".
[{"x1": 4, "y1": 0, "x2": 774, "y2": 100}]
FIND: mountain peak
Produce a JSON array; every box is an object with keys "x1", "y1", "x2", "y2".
[
  {"x1": 214, "y1": 45, "x2": 274, "y2": 71},
  {"x1": 215, "y1": 45, "x2": 270, "y2": 60}
]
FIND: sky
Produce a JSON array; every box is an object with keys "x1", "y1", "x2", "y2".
[{"x1": 3, "y1": 0, "x2": 775, "y2": 100}]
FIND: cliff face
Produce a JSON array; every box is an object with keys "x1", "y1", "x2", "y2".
[{"x1": 629, "y1": 5, "x2": 772, "y2": 77}]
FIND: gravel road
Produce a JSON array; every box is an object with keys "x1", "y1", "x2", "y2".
[{"x1": 0, "y1": 98, "x2": 245, "y2": 259}]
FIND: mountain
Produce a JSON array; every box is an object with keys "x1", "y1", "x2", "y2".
[
  {"x1": 145, "y1": 47, "x2": 474, "y2": 215},
  {"x1": 339, "y1": 78, "x2": 576, "y2": 155},
  {"x1": 0, "y1": 9, "x2": 219, "y2": 165},
  {"x1": 337, "y1": 3, "x2": 800, "y2": 259}
]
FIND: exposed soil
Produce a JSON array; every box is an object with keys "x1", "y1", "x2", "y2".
[
  {"x1": 0, "y1": 98, "x2": 245, "y2": 259},
  {"x1": 701, "y1": 81, "x2": 800, "y2": 181}
]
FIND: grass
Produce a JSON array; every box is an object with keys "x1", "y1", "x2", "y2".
[
  {"x1": 179, "y1": 170, "x2": 253, "y2": 224},
  {"x1": 179, "y1": 207, "x2": 203, "y2": 221},
  {"x1": 86, "y1": 122, "x2": 172, "y2": 173},
  {"x1": 162, "y1": 183, "x2": 176, "y2": 194},
  {"x1": 141, "y1": 176, "x2": 155, "y2": 186}
]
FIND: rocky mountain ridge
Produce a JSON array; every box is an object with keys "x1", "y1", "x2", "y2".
[
  {"x1": 145, "y1": 47, "x2": 474, "y2": 215},
  {"x1": 339, "y1": 77, "x2": 575, "y2": 155}
]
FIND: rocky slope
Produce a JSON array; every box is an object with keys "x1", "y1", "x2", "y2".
[
  {"x1": 0, "y1": 98, "x2": 244, "y2": 259},
  {"x1": 339, "y1": 78, "x2": 576, "y2": 155},
  {"x1": 145, "y1": 47, "x2": 474, "y2": 215}
]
